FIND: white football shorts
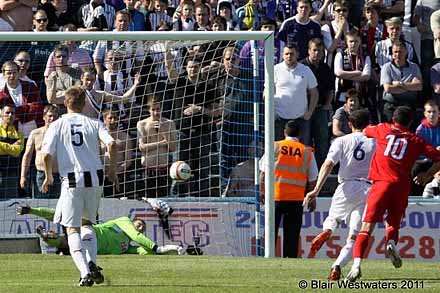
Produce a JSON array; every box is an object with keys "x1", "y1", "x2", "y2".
[
  {"x1": 323, "y1": 180, "x2": 371, "y2": 235},
  {"x1": 54, "y1": 182, "x2": 102, "y2": 227}
]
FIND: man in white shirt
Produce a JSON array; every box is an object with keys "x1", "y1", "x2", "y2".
[
  {"x1": 41, "y1": 86, "x2": 117, "y2": 287},
  {"x1": 304, "y1": 109, "x2": 375, "y2": 281},
  {"x1": 273, "y1": 44, "x2": 319, "y2": 144},
  {"x1": 0, "y1": 51, "x2": 37, "y2": 92}
]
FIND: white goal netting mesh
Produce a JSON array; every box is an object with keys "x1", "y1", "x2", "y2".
[{"x1": 0, "y1": 35, "x2": 267, "y2": 256}]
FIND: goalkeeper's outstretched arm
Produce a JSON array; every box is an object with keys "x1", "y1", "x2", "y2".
[
  {"x1": 127, "y1": 245, "x2": 182, "y2": 255},
  {"x1": 17, "y1": 205, "x2": 55, "y2": 222},
  {"x1": 29, "y1": 207, "x2": 56, "y2": 221},
  {"x1": 111, "y1": 217, "x2": 182, "y2": 255}
]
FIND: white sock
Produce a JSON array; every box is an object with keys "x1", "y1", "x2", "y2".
[
  {"x1": 353, "y1": 257, "x2": 361, "y2": 267},
  {"x1": 68, "y1": 233, "x2": 90, "y2": 278},
  {"x1": 388, "y1": 239, "x2": 396, "y2": 247},
  {"x1": 156, "y1": 245, "x2": 181, "y2": 255},
  {"x1": 81, "y1": 225, "x2": 97, "y2": 264},
  {"x1": 333, "y1": 239, "x2": 354, "y2": 268}
]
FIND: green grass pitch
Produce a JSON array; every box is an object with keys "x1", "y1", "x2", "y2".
[{"x1": 0, "y1": 254, "x2": 439, "y2": 292}]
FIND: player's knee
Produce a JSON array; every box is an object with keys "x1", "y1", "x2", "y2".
[{"x1": 360, "y1": 222, "x2": 374, "y2": 233}]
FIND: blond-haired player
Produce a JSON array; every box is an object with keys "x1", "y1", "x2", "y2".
[{"x1": 41, "y1": 86, "x2": 117, "y2": 286}]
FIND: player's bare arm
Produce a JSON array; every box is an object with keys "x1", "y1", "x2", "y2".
[
  {"x1": 41, "y1": 153, "x2": 54, "y2": 193},
  {"x1": 305, "y1": 180, "x2": 317, "y2": 212},
  {"x1": 304, "y1": 159, "x2": 335, "y2": 206}
]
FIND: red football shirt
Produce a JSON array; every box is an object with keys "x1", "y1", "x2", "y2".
[{"x1": 365, "y1": 123, "x2": 440, "y2": 182}]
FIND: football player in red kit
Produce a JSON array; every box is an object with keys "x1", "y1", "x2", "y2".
[{"x1": 346, "y1": 106, "x2": 440, "y2": 282}]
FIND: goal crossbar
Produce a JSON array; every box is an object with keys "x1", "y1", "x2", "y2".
[{"x1": 0, "y1": 31, "x2": 272, "y2": 42}]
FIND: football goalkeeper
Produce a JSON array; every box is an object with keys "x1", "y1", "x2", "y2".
[{"x1": 16, "y1": 205, "x2": 183, "y2": 258}]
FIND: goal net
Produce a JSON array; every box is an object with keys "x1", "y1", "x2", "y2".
[{"x1": 0, "y1": 31, "x2": 275, "y2": 257}]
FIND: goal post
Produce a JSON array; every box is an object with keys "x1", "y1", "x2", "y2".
[
  {"x1": 263, "y1": 33, "x2": 275, "y2": 258},
  {"x1": 0, "y1": 31, "x2": 275, "y2": 258}
]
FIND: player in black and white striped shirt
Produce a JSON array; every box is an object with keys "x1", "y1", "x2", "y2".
[{"x1": 41, "y1": 86, "x2": 117, "y2": 287}]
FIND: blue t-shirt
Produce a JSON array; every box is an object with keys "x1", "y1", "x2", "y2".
[{"x1": 278, "y1": 17, "x2": 322, "y2": 60}]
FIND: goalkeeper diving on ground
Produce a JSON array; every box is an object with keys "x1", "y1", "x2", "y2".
[{"x1": 16, "y1": 205, "x2": 183, "y2": 256}]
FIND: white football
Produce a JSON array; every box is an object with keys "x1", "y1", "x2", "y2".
[{"x1": 170, "y1": 161, "x2": 191, "y2": 181}]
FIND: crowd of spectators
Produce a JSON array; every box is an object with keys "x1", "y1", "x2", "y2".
[{"x1": 1, "y1": 0, "x2": 440, "y2": 199}]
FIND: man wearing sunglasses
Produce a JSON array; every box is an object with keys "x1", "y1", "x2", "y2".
[
  {"x1": 321, "y1": 0, "x2": 354, "y2": 66},
  {"x1": 37, "y1": 0, "x2": 68, "y2": 31},
  {"x1": 33, "y1": 9, "x2": 49, "y2": 32}
]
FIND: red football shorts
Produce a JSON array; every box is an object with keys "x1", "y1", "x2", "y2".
[{"x1": 363, "y1": 180, "x2": 410, "y2": 227}]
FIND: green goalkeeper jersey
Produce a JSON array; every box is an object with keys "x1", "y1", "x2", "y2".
[
  {"x1": 30, "y1": 207, "x2": 157, "y2": 255},
  {"x1": 94, "y1": 217, "x2": 156, "y2": 255}
]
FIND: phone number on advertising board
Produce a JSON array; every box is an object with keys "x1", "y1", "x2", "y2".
[{"x1": 302, "y1": 235, "x2": 438, "y2": 259}]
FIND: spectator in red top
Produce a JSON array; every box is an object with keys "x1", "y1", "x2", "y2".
[
  {"x1": 0, "y1": 61, "x2": 44, "y2": 137},
  {"x1": 346, "y1": 106, "x2": 440, "y2": 282}
]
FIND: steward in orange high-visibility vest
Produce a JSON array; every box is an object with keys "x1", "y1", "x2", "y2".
[
  {"x1": 259, "y1": 120, "x2": 318, "y2": 258},
  {"x1": 274, "y1": 139, "x2": 313, "y2": 202}
]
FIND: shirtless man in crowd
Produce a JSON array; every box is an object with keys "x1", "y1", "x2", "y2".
[
  {"x1": 20, "y1": 104, "x2": 60, "y2": 198},
  {"x1": 100, "y1": 108, "x2": 133, "y2": 196},
  {"x1": 137, "y1": 97, "x2": 176, "y2": 197}
]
